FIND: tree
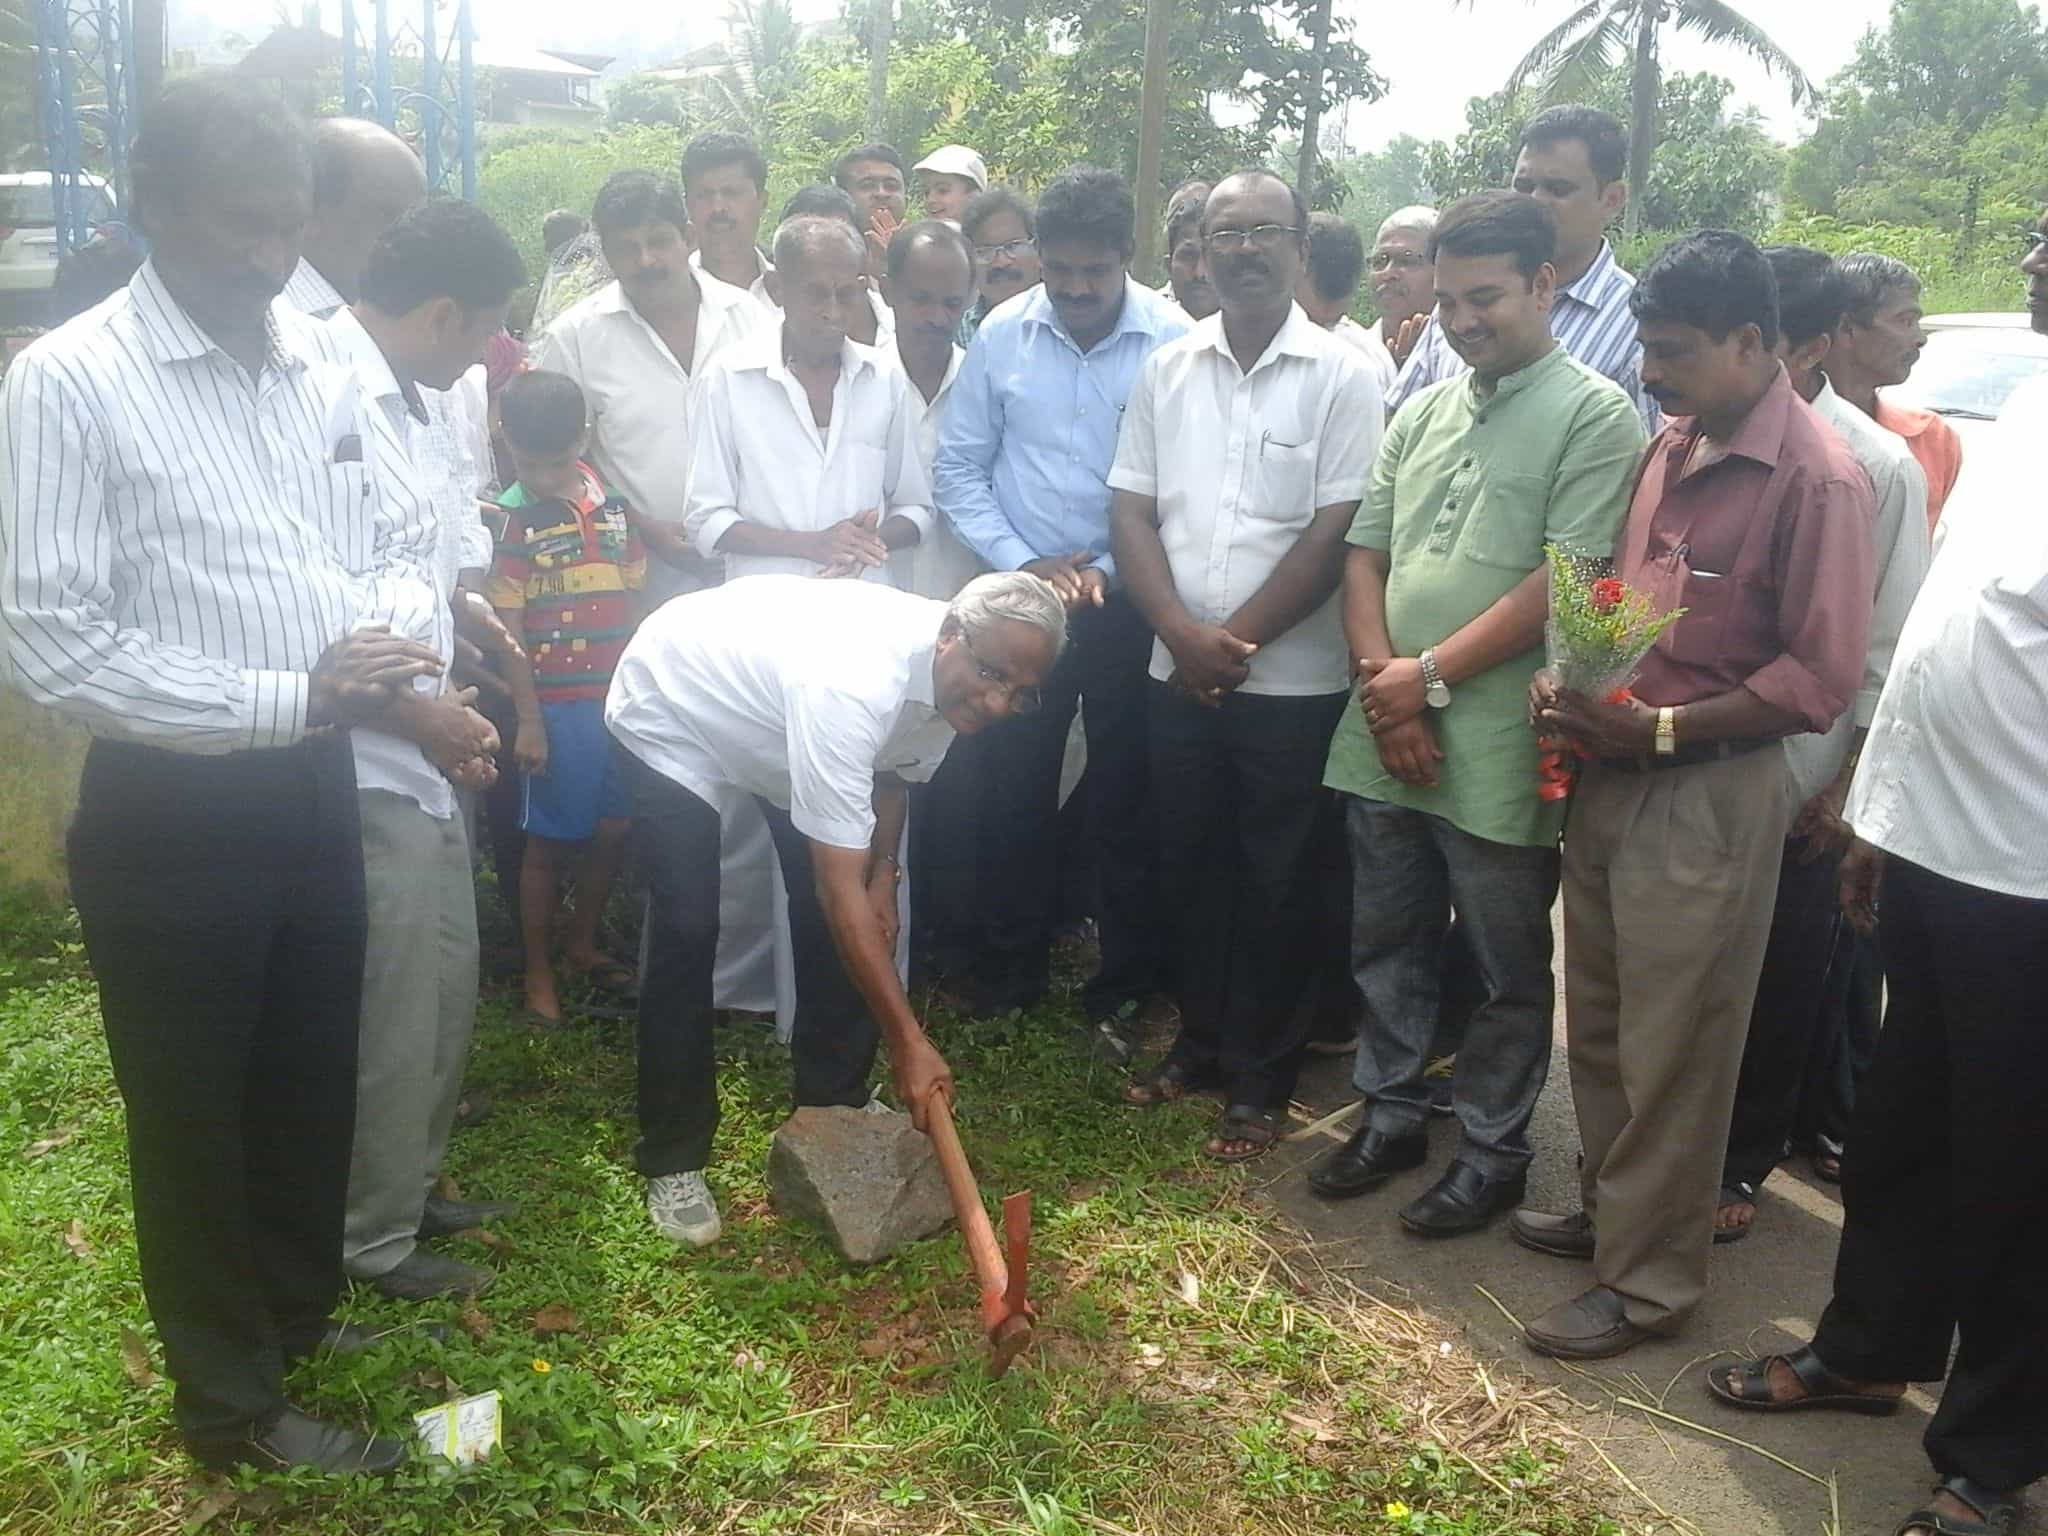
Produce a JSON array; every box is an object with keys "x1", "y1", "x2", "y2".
[
  {"x1": 1426, "y1": 68, "x2": 1782, "y2": 236},
  {"x1": 1462, "y1": 0, "x2": 1811, "y2": 235},
  {"x1": 605, "y1": 72, "x2": 690, "y2": 130},
  {"x1": 1784, "y1": 0, "x2": 2048, "y2": 228}
]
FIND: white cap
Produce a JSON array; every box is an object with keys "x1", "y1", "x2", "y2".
[{"x1": 912, "y1": 145, "x2": 988, "y2": 190}]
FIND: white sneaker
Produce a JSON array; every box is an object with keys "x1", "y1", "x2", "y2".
[{"x1": 646, "y1": 1171, "x2": 722, "y2": 1247}]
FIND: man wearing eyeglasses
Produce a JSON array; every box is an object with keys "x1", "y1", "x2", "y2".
[
  {"x1": 1110, "y1": 169, "x2": 1382, "y2": 1159},
  {"x1": 1367, "y1": 206, "x2": 1439, "y2": 378},
  {"x1": 958, "y1": 187, "x2": 1042, "y2": 342},
  {"x1": 606, "y1": 572, "x2": 1068, "y2": 1248},
  {"x1": 935, "y1": 165, "x2": 1189, "y2": 1035}
]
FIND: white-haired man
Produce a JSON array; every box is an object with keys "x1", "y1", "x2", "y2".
[
  {"x1": 1367, "y1": 204, "x2": 1438, "y2": 381},
  {"x1": 606, "y1": 572, "x2": 1068, "y2": 1247}
]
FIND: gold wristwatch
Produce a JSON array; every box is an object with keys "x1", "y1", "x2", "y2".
[{"x1": 1654, "y1": 706, "x2": 1677, "y2": 756}]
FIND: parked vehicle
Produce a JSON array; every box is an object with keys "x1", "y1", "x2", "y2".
[
  {"x1": 0, "y1": 173, "x2": 118, "y2": 325},
  {"x1": 1889, "y1": 312, "x2": 2048, "y2": 443}
]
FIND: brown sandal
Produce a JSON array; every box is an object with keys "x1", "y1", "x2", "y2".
[{"x1": 1204, "y1": 1105, "x2": 1283, "y2": 1164}]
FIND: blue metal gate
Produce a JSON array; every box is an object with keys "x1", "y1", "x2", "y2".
[{"x1": 31, "y1": 0, "x2": 137, "y2": 253}]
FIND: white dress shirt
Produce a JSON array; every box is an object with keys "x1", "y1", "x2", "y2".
[
  {"x1": 885, "y1": 344, "x2": 983, "y2": 599},
  {"x1": 1107, "y1": 305, "x2": 1382, "y2": 695},
  {"x1": 1333, "y1": 315, "x2": 1398, "y2": 397},
  {"x1": 0, "y1": 261, "x2": 393, "y2": 752},
  {"x1": 1845, "y1": 374, "x2": 2048, "y2": 899},
  {"x1": 606, "y1": 577, "x2": 958, "y2": 849},
  {"x1": 1782, "y1": 380, "x2": 1931, "y2": 800},
  {"x1": 691, "y1": 246, "x2": 776, "y2": 309},
  {"x1": 325, "y1": 308, "x2": 466, "y2": 819},
  {"x1": 282, "y1": 256, "x2": 347, "y2": 319},
  {"x1": 532, "y1": 274, "x2": 767, "y2": 595},
  {"x1": 684, "y1": 328, "x2": 933, "y2": 582}
]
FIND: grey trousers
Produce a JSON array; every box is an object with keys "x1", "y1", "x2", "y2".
[
  {"x1": 1562, "y1": 745, "x2": 1798, "y2": 1331},
  {"x1": 343, "y1": 789, "x2": 480, "y2": 1279},
  {"x1": 1347, "y1": 796, "x2": 1561, "y2": 1177}
]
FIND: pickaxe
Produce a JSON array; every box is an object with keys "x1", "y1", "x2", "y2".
[{"x1": 922, "y1": 1090, "x2": 1035, "y2": 1378}]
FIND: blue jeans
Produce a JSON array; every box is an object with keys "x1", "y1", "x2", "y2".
[{"x1": 1346, "y1": 795, "x2": 1560, "y2": 1177}]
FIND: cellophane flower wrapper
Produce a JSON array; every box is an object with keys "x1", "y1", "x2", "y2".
[{"x1": 1536, "y1": 546, "x2": 1687, "y2": 801}]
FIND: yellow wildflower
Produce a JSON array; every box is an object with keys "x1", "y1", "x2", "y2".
[
  {"x1": 531, "y1": 1358, "x2": 552, "y2": 1374},
  {"x1": 1384, "y1": 1502, "x2": 1411, "y2": 1520}
]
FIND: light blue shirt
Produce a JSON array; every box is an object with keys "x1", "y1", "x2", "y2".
[{"x1": 934, "y1": 278, "x2": 1189, "y2": 584}]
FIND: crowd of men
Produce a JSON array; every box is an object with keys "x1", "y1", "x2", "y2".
[{"x1": 0, "y1": 73, "x2": 2040, "y2": 1535}]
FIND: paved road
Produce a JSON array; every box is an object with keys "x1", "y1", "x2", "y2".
[{"x1": 1254, "y1": 990, "x2": 2042, "y2": 1535}]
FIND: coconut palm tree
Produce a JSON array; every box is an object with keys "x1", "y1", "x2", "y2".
[{"x1": 1466, "y1": 0, "x2": 1814, "y2": 234}]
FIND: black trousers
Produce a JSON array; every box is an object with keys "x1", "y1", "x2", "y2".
[
  {"x1": 908, "y1": 726, "x2": 989, "y2": 985},
  {"x1": 1809, "y1": 856, "x2": 2048, "y2": 1494},
  {"x1": 67, "y1": 735, "x2": 366, "y2": 1449},
  {"x1": 978, "y1": 591, "x2": 1163, "y2": 1018},
  {"x1": 631, "y1": 760, "x2": 878, "y2": 1176},
  {"x1": 1723, "y1": 837, "x2": 1844, "y2": 1191},
  {"x1": 1802, "y1": 920, "x2": 1885, "y2": 1147},
  {"x1": 1149, "y1": 683, "x2": 1347, "y2": 1110}
]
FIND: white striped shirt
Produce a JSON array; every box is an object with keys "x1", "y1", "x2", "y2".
[
  {"x1": 0, "y1": 260, "x2": 416, "y2": 753},
  {"x1": 1384, "y1": 241, "x2": 1660, "y2": 432},
  {"x1": 1845, "y1": 374, "x2": 2048, "y2": 899},
  {"x1": 282, "y1": 257, "x2": 348, "y2": 320}
]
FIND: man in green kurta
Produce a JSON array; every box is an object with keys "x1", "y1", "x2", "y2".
[{"x1": 1307, "y1": 191, "x2": 1647, "y2": 1236}]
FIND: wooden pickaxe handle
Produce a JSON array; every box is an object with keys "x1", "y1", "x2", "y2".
[{"x1": 921, "y1": 1089, "x2": 1014, "y2": 1335}]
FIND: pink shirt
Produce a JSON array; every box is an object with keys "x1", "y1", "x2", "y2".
[{"x1": 1618, "y1": 366, "x2": 1877, "y2": 734}]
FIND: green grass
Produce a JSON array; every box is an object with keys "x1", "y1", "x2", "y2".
[{"x1": 0, "y1": 889, "x2": 1633, "y2": 1536}]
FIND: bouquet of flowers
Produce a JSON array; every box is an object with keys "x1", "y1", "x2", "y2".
[{"x1": 1536, "y1": 545, "x2": 1687, "y2": 801}]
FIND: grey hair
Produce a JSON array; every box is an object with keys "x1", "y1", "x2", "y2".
[
  {"x1": 771, "y1": 213, "x2": 865, "y2": 279},
  {"x1": 946, "y1": 571, "x2": 1070, "y2": 659},
  {"x1": 1836, "y1": 252, "x2": 1923, "y2": 325},
  {"x1": 1376, "y1": 204, "x2": 1438, "y2": 243}
]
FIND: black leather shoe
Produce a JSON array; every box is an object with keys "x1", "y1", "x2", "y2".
[
  {"x1": 1307, "y1": 1126, "x2": 1428, "y2": 1198},
  {"x1": 192, "y1": 1406, "x2": 409, "y2": 1476},
  {"x1": 419, "y1": 1195, "x2": 517, "y2": 1239},
  {"x1": 366, "y1": 1248, "x2": 494, "y2": 1302},
  {"x1": 1524, "y1": 1284, "x2": 1657, "y2": 1361},
  {"x1": 1398, "y1": 1160, "x2": 1527, "y2": 1236},
  {"x1": 1509, "y1": 1207, "x2": 1597, "y2": 1260}
]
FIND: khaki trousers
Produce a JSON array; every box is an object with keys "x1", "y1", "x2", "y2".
[{"x1": 1561, "y1": 744, "x2": 1798, "y2": 1331}]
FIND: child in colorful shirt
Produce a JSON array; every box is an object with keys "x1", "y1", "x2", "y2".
[{"x1": 487, "y1": 370, "x2": 647, "y2": 1026}]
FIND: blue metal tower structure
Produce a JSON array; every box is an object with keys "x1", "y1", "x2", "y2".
[
  {"x1": 31, "y1": 0, "x2": 138, "y2": 253},
  {"x1": 340, "y1": 0, "x2": 479, "y2": 201}
]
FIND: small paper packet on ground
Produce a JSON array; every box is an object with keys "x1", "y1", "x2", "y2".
[{"x1": 413, "y1": 1390, "x2": 502, "y2": 1464}]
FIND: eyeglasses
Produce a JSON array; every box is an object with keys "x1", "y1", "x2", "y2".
[
  {"x1": 1369, "y1": 251, "x2": 1429, "y2": 272},
  {"x1": 960, "y1": 632, "x2": 1041, "y2": 715},
  {"x1": 1202, "y1": 224, "x2": 1305, "y2": 254},
  {"x1": 974, "y1": 239, "x2": 1034, "y2": 261}
]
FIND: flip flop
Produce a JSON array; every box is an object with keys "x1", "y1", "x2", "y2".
[
  {"x1": 1705, "y1": 1344, "x2": 1903, "y2": 1415},
  {"x1": 567, "y1": 955, "x2": 640, "y2": 1000}
]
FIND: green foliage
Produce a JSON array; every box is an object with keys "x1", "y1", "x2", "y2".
[
  {"x1": 1784, "y1": 0, "x2": 2048, "y2": 225},
  {"x1": 1426, "y1": 69, "x2": 1782, "y2": 236},
  {"x1": 477, "y1": 124, "x2": 683, "y2": 278},
  {"x1": 604, "y1": 72, "x2": 691, "y2": 131}
]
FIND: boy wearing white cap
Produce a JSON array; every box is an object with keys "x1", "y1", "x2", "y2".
[{"x1": 913, "y1": 145, "x2": 989, "y2": 223}]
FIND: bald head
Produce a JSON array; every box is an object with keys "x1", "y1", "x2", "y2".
[
  {"x1": 772, "y1": 212, "x2": 866, "y2": 282},
  {"x1": 774, "y1": 214, "x2": 868, "y2": 365},
  {"x1": 305, "y1": 117, "x2": 427, "y2": 302}
]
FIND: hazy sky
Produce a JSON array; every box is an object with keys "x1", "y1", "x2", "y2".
[{"x1": 181, "y1": 0, "x2": 1900, "y2": 149}]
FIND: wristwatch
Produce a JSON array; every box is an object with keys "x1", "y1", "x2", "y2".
[
  {"x1": 1655, "y1": 706, "x2": 1677, "y2": 756},
  {"x1": 1420, "y1": 649, "x2": 1451, "y2": 709}
]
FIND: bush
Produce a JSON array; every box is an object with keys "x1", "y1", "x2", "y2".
[{"x1": 478, "y1": 124, "x2": 685, "y2": 280}]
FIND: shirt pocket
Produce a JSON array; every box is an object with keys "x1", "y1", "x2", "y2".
[
  {"x1": 320, "y1": 461, "x2": 375, "y2": 567},
  {"x1": 1659, "y1": 559, "x2": 1742, "y2": 668},
  {"x1": 1252, "y1": 435, "x2": 1319, "y2": 525},
  {"x1": 1460, "y1": 473, "x2": 1550, "y2": 571}
]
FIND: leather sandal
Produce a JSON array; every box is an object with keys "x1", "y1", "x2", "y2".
[
  {"x1": 1204, "y1": 1104, "x2": 1283, "y2": 1163},
  {"x1": 1713, "y1": 1181, "x2": 1757, "y2": 1244},
  {"x1": 1705, "y1": 1343, "x2": 1903, "y2": 1415},
  {"x1": 1894, "y1": 1474, "x2": 2019, "y2": 1535}
]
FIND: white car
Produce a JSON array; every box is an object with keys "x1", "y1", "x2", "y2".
[
  {"x1": 1887, "y1": 312, "x2": 2048, "y2": 443},
  {"x1": 0, "y1": 172, "x2": 117, "y2": 298}
]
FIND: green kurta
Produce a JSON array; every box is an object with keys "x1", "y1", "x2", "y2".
[{"x1": 1324, "y1": 346, "x2": 1648, "y2": 847}]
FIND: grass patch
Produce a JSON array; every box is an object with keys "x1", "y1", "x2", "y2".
[{"x1": 0, "y1": 893, "x2": 1638, "y2": 1536}]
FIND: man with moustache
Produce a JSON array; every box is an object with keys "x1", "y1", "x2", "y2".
[
  {"x1": 1388, "y1": 108, "x2": 1656, "y2": 431},
  {"x1": 1829, "y1": 253, "x2": 1962, "y2": 531},
  {"x1": 833, "y1": 143, "x2": 911, "y2": 344},
  {"x1": 959, "y1": 187, "x2": 1040, "y2": 340},
  {"x1": 1161, "y1": 181, "x2": 1219, "y2": 321},
  {"x1": 535, "y1": 170, "x2": 765, "y2": 605},
  {"x1": 935, "y1": 166, "x2": 1188, "y2": 1033},
  {"x1": 1516, "y1": 232, "x2": 1875, "y2": 1360},
  {"x1": 1, "y1": 74, "x2": 446, "y2": 1473},
  {"x1": 606, "y1": 572, "x2": 1067, "y2": 1247},
  {"x1": 1309, "y1": 193, "x2": 1645, "y2": 1231},
  {"x1": 684, "y1": 130, "x2": 775, "y2": 307},
  {"x1": 1110, "y1": 170, "x2": 1381, "y2": 1158},
  {"x1": 1366, "y1": 206, "x2": 1438, "y2": 381}
]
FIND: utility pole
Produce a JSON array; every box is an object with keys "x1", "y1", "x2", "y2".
[
  {"x1": 866, "y1": 0, "x2": 892, "y2": 141},
  {"x1": 1132, "y1": 0, "x2": 1171, "y2": 278},
  {"x1": 1296, "y1": 0, "x2": 1333, "y2": 201}
]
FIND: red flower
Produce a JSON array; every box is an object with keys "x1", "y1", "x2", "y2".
[{"x1": 1590, "y1": 577, "x2": 1625, "y2": 613}]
